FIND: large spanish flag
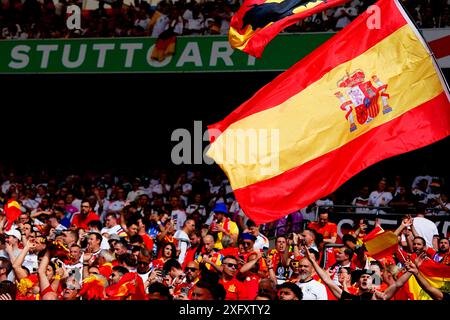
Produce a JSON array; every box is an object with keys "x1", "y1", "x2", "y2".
[
  {"x1": 408, "y1": 259, "x2": 450, "y2": 300},
  {"x1": 207, "y1": 0, "x2": 450, "y2": 225},
  {"x1": 229, "y1": 0, "x2": 350, "y2": 58}
]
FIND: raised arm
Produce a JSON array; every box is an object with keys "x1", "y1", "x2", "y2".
[
  {"x1": 302, "y1": 245, "x2": 342, "y2": 299},
  {"x1": 382, "y1": 268, "x2": 413, "y2": 300},
  {"x1": 394, "y1": 217, "x2": 412, "y2": 236},
  {"x1": 11, "y1": 237, "x2": 34, "y2": 280},
  {"x1": 201, "y1": 254, "x2": 223, "y2": 274},
  {"x1": 239, "y1": 252, "x2": 262, "y2": 274},
  {"x1": 38, "y1": 250, "x2": 51, "y2": 295},
  {"x1": 264, "y1": 256, "x2": 278, "y2": 286},
  {"x1": 406, "y1": 253, "x2": 445, "y2": 300}
]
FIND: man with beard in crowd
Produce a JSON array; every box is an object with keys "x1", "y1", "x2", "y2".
[{"x1": 292, "y1": 257, "x2": 327, "y2": 300}]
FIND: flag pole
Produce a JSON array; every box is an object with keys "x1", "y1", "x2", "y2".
[{"x1": 393, "y1": 0, "x2": 450, "y2": 97}]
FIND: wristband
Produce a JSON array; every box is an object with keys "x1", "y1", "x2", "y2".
[{"x1": 54, "y1": 275, "x2": 61, "y2": 280}]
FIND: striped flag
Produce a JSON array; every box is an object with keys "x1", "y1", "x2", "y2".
[
  {"x1": 207, "y1": 0, "x2": 450, "y2": 225},
  {"x1": 408, "y1": 259, "x2": 450, "y2": 300},
  {"x1": 229, "y1": 0, "x2": 350, "y2": 58},
  {"x1": 4, "y1": 199, "x2": 22, "y2": 231},
  {"x1": 363, "y1": 226, "x2": 398, "y2": 260}
]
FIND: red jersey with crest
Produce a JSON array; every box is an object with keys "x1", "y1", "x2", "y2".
[{"x1": 219, "y1": 278, "x2": 244, "y2": 300}]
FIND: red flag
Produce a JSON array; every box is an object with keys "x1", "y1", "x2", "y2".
[
  {"x1": 408, "y1": 259, "x2": 450, "y2": 300},
  {"x1": 363, "y1": 225, "x2": 385, "y2": 242},
  {"x1": 363, "y1": 226, "x2": 398, "y2": 260},
  {"x1": 229, "y1": 0, "x2": 350, "y2": 58},
  {"x1": 106, "y1": 273, "x2": 147, "y2": 300},
  {"x1": 4, "y1": 199, "x2": 22, "y2": 231}
]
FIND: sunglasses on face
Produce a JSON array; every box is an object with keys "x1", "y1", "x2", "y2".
[
  {"x1": 224, "y1": 263, "x2": 238, "y2": 269},
  {"x1": 137, "y1": 261, "x2": 149, "y2": 265},
  {"x1": 185, "y1": 267, "x2": 198, "y2": 272}
]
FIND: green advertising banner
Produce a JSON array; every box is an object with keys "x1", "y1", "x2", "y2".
[{"x1": 0, "y1": 34, "x2": 333, "y2": 73}]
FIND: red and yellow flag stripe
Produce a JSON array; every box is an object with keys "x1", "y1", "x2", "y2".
[
  {"x1": 408, "y1": 260, "x2": 450, "y2": 300},
  {"x1": 229, "y1": 0, "x2": 350, "y2": 58},
  {"x1": 208, "y1": 0, "x2": 450, "y2": 224}
]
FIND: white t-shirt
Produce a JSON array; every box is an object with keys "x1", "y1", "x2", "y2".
[
  {"x1": 171, "y1": 210, "x2": 187, "y2": 231},
  {"x1": 152, "y1": 183, "x2": 171, "y2": 195},
  {"x1": 174, "y1": 229, "x2": 190, "y2": 265},
  {"x1": 101, "y1": 224, "x2": 125, "y2": 237},
  {"x1": 23, "y1": 253, "x2": 38, "y2": 274},
  {"x1": 109, "y1": 200, "x2": 125, "y2": 213},
  {"x1": 368, "y1": 191, "x2": 393, "y2": 209},
  {"x1": 296, "y1": 279, "x2": 328, "y2": 300},
  {"x1": 254, "y1": 233, "x2": 269, "y2": 251},
  {"x1": 138, "y1": 270, "x2": 152, "y2": 284},
  {"x1": 413, "y1": 216, "x2": 439, "y2": 247}
]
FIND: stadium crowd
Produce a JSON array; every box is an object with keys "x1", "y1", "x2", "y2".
[
  {"x1": 0, "y1": 0, "x2": 448, "y2": 40},
  {"x1": 0, "y1": 166, "x2": 448, "y2": 300}
]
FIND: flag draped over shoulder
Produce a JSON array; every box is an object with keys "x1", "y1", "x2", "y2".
[
  {"x1": 229, "y1": 0, "x2": 350, "y2": 58},
  {"x1": 4, "y1": 199, "x2": 22, "y2": 231},
  {"x1": 363, "y1": 226, "x2": 398, "y2": 260},
  {"x1": 408, "y1": 259, "x2": 450, "y2": 300},
  {"x1": 207, "y1": 0, "x2": 450, "y2": 225}
]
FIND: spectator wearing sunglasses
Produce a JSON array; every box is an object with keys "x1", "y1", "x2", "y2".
[
  {"x1": 218, "y1": 255, "x2": 244, "y2": 300},
  {"x1": 60, "y1": 277, "x2": 81, "y2": 300},
  {"x1": 173, "y1": 261, "x2": 200, "y2": 299},
  {"x1": 136, "y1": 248, "x2": 153, "y2": 283}
]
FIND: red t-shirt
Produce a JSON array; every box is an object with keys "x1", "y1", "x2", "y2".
[
  {"x1": 141, "y1": 234, "x2": 154, "y2": 252},
  {"x1": 308, "y1": 221, "x2": 338, "y2": 240},
  {"x1": 238, "y1": 274, "x2": 260, "y2": 300},
  {"x1": 71, "y1": 211, "x2": 100, "y2": 230},
  {"x1": 152, "y1": 257, "x2": 167, "y2": 270},
  {"x1": 219, "y1": 278, "x2": 244, "y2": 300}
]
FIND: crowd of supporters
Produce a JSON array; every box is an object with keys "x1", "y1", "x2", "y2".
[
  {"x1": 0, "y1": 166, "x2": 448, "y2": 300},
  {"x1": 0, "y1": 0, "x2": 448, "y2": 40}
]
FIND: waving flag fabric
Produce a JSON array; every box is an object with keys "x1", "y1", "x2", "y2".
[
  {"x1": 408, "y1": 259, "x2": 450, "y2": 300},
  {"x1": 208, "y1": 0, "x2": 450, "y2": 225},
  {"x1": 4, "y1": 199, "x2": 22, "y2": 231},
  {"x1": 363, "y1": 226, "x2": 398, "y2": 260},
  {"x1": 229, "y1": 0, "x2": 350, "y2": 58}
]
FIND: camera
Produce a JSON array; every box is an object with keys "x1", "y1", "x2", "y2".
[{"x1": 55, "y1": 229, "x2": 64, "y2": 236}]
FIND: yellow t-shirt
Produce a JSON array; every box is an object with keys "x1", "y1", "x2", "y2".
[{"x1": 214, "y1": 219, "x2": 239, "y2": 250}]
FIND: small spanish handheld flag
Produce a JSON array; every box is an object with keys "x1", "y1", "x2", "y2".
[
  {"x1": 208, "y1": 0, "x2": 450, "y2": 225},
  {"x1": 4, "y1": 199, "x2": 22, "y2": 231},
  {"x1": 229, "y1": 0, "x2": 350, "y2": 58},
  {"x1": 363, "y1": 226, "x2": 398, "y2": 260}
]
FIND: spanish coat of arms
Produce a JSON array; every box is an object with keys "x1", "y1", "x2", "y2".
[{"x1": 335, "y1": 70, "x2": 393, "y2": 132}]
